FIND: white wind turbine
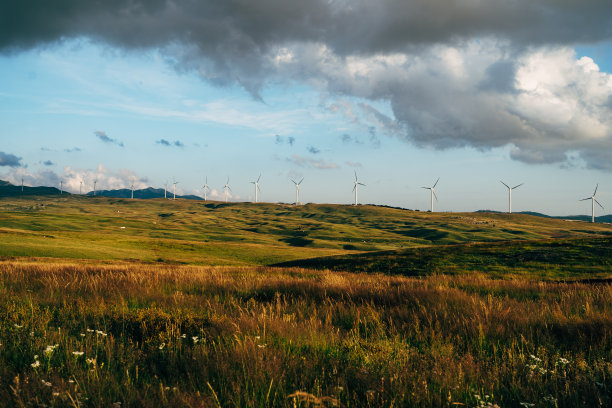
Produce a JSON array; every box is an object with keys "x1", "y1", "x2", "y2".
[
  {"x1": 580, "y1": 184, "x2": 604, "y2": 223},
  {"x1": 172, "y1": 180, "x2": 178, "y2": 200},
  {"x1": 291, "y1": 178, "x2": 304, "y2": 205},
  {"x1": 250, "y1": 174, "x2": 261, "y2": 203},
  {"x1": 352, "y1": 171, "x2": 365, "y2": 205},
  {"x1": 500, "y1": 181, "x2": 523, "y2": 214},
  {"x1": 202, "y1": 177, "x2": 210, "y2": 201},
  {"x1": 422, "y1": 178, "x2": 439, "y2": 212},
  {"x1": 223, "y1": 177, "x2": 232, "y2": 203},
  {"x1": 130, "y1": 179, "x2": 135, "y2": 200},
  {"x1": 60, "y1": 180, "x2": 63, "y2": 195},
  {"x1": 21, "y1": 177, "x2": 24, "y2": 193},
  {"x1": 79, "y1": 180, "x2": 83, "y2": 195},
  {"x1": 93, "y1": 179, "x2": 98, "y2": 196},
  {"x1": 164, "y1": 182, "x2": 168, "y2": 199}
]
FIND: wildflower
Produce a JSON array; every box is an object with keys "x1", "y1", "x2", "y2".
[
  {"x1": 30, "y1": 331, "x2": 34, "y2": 337},
  {"x1": 520, "y1": 403, "x2": 535, "y2": 408},
  {"x1": 14, "y1": 324, "x2": 22, "y2": 329},
  {"x1": 159, "y1": 343, "x2": 166, "y2": 350},
  {"x1": 557, "y1": 357, "x2": 570, "y2": 365},
  {"x1": 52, "y1": 392, "x2": 60, "y2": 397},
  {"x1": 72, "y1": 351, "x2": 84, "y2": 356},
  {"x1": 113, "y1": 402, "x2": 122, "y2": 408},
  {"x1": 44, "y1": 344, "x2": 59, "y2": 355},
  {"x1": 538, "y1": 368, "x2": 548, "y2": 375},
  {"x1": 529, "y1": 354, "x2": 541, "y2": 362},
  {"x1": 95, "y1": 330, "x2": 107, "y2": 337},
  {"x1": 86, "y1": 358, "x2": 96, "y2": 366},
  {"x1": 192, "y1": 336, "x2": 199, "y2": 344},
  {"x1": 80, "y1": 333, "x2": 86, "y2": 337},
  {"x1": 257, "y1": 344, "x2": 267, "y2": 348},
  {"x1": 180, "y1": 334, "x2": 186, "y2": 338},
  {"x1": 86, "y1": 328, "x2": 94, "y2": 333},
  {"x1": 68, "y1": 379, "x2": 75, "y2": 384},
  {"x1": 31, "y1": 360, "x2": 41, "y2": 368},
  {"x1": 255, "y1": 336, "x2": 261, "y2": 340},
  {"x1": 42, "y1": 380, "x2": 52, "y2": 387}
]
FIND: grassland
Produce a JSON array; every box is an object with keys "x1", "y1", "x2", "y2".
[
  {"x1": 0, "y1": 196, "x2": 610, "y2": 407},
  {"x1": 1, "y1": 261, "x2": 610, "y2": 407}
]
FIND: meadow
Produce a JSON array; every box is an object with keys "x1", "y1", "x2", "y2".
[{"x1": 0, "y1": 196, "x2": 610, "y2": 407}]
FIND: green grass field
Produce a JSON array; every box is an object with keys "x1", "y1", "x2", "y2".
[{"x1": 0, "y1": 196, "x2": 610, "y2": 407}]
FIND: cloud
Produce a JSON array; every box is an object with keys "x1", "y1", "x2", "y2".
[
  {"x1": 64, "y1": 147, "x2": 82, "y2": 153},
  {"x1": 1, "y1": 1, "x2": 611, "y2": 168},
  {"x1": 156, "y1": 139, "x2": 184, "y2": 148},
  {"x1": 0, "y1": 152, "x2": 22, "y2": 167},
  {"x1": 275, "y1": 135, "x2": 296, "y2": 146},
  {"x1": 307, "y1": 146, "x2": 320, "y2": 154},
  {"x1": 94, "y1": 131, "x2": 124, "y2": 147},
  {"x1": 287, "y1": 154, "x2": 338, "y2": 169},
  {"x1": 42, "y1": 160, "x2": 54, "y2": 166},
  {"x1": 157, "y1": 139, "x2": 171, "y2": 146},
  {"x1": 345, "y1": 161, "x2": 363, "y2": 168}
]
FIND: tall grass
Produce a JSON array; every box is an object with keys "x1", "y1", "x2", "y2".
[{"x1": 0, "y1": 261, "x2": 610, "y2": 407}]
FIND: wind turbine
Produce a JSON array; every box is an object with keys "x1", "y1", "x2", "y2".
[
  {"x1": 164, "y1": 182, "x2": 168, "y2": 199},
  {"x1": 223, "y1": 177, "x2": 232, "y2": 203},
  {"x1": 60, "y1": 180, "x2": 63, "y2": 195},
  {"x1": 21, "y1": 177, "x2": 24, "y2": 193},
  {"x1": 80, "y1": 180, "x2": 83, "y2": 195},
  {"x1": 250, "y1": 174, "x2": 261, "y2": 203},
  {"x1": 172, "y1": 180, "x2": 178, "y2": 200},
  {"x1": 353, "y1": 171, "x2": 365, "y2": 205},
  {"x1": 93, "y1": 179, "x2": 97, "y2": 196},
  {"x1": 291, "y1": 178, "x2": 304, "y2": 205},
  {"x1": 422, "y1": 178, "x2": 439, "y2": 212},
  {"x1": 500, "y1": 181, "x2": 523, "y2": 214},
  {"x1": 130, "y1": 179, "x2": 135, "y2": 200},
  {"x1": 202, "y1": 177, "x2": 210, "y2": 201},
  {"x1": 580, "y1": 184, "x2": 604, "y2": 223}
]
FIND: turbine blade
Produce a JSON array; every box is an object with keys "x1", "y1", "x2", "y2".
[
  {"x1": 433, "y1": 190, "x2": 438, "y2": 201},
  {"x1": 580, "y1": 197, "x2": 591, "y2": 201},
  {"x1": 594, "y1": 198, "x2": 604, "y2": 209},
  {"x1": 352, "y1": 185, "x2": 356, "y2": 192},
  {"x1": 257, "y1": 174, "x2": 261, "y2": 182},
  {"x1": 433, "y1": 177, "x2": 439, "y2": 188},
  {"x1": 354, "y1": 170, "x2": 358, "y2": 181},
  {"x1": 512, "y1": 183, "x2": 524, "y2": 189},
  {"x1": 291, "y1": 179, "x2": 297, "y2": 185},
  {"x1": 421, "y1": 187, "x2": 430, "y2": 190},
  {"x1": 298, "y1": 178, "x2": 303, "y2": 185},
  {"x1": 593, "y1": 184, "x2": 598, "y2": 196},
  {"x1": 359, "y1": 182, "x2": 366, "y2": 186},
  {"x1": 500, "y1": 181, "x2": 510, "y2": 189}
]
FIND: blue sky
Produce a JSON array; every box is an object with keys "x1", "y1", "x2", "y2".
[{"x1": 1, "y1": 2, "x2": 611, "y2": 215}]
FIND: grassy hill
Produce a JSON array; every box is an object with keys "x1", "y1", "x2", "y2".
[{"x1": 1, "y1": 194, "x2": 611, "y2": 268}]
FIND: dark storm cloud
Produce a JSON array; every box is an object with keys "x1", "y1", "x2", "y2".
[
  {"x1": 94, "y1": 131, "x2": 124, "y2": 147},
  {"x1": 1, "y1": 0, "x2": 610, "y2": 56},
  {"x1": 0, "y1": 152, "x2": 22, "y2": 167}
]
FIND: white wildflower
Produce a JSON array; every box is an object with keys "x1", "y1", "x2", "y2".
[
  {"x1": 42, "y1": 380, "x2": 52, "y2": 387},
  {"x1": 80, "y1": 333, "x2": 86, "y2": 337},
  {"x1": 557, "y1": 357, "x2": 570, "y2": 365},
  {"x1": 95, "y1": 330, "x2": 107, "y2": 337},
  {"x1": 52, "y1": 392, "x2": 60, "y2": 397},
  {"x1": 14, "y1": 324, "x2": 22, "y2": 329},
  {"x1": 44, "y1": 344, "x2": 59, "y2": 355},
  {"x1": 159, "y1": 343, "x2": 166, "y2": 350},
  {"x1": 72, "y1": 351, "x2": 84, "y2": 356},
  {"x1": 529, "y1": 354, "x2": 541, "y2": 362},
  {"x1": 192, "y1": 336, "x2": 199, "y2": 344},
  {"x1": 31, "y1": 360, "x2": 41, "y2": 368}
]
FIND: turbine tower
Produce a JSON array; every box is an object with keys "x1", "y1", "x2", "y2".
[
  {"x1": 93, "y1": 179, "x2": 97, "y2": 196},
  {"x1": 21, "y1": 177, "x2": 24, "y2": 193},
  {"x1": 164, "y1": 182, "x2": 167, "y2": 199},
  {"x1": 580, "y1": 184, "x2": 604, "y2": 223},
  {"x1": 130, "y1": 179, "x2": 135, "y2": 200},
  {"x1": 172, "y1": 180, "x2": 178, "y2": 200},
  {"x1": 250, "y1": 174, "x2": 261, "y2": 203},
  {"x1": 422, "y1": 178, "x2": 440, "y2": 212},
  {"x1": 291, "y1": 178, "x2": 304, "y2": 205},
  {"x1": 353, "y1": 171, "x2": 365, "y2": 205},
  {"x1": 223, "y1": 177, "x2": 232, "y2": 203},
  {"x1": 60, "y1": 180, "x2": 63, "y2": 195},
  {"x1": 79, "y1": 180, "x2": 83, "y2": 195},
  {"x1": 202, "y1": 177, "x2": 210, "y2": 201},
  {"x1": 500, "y1": 181, "x2": 524, "y2": 214}
]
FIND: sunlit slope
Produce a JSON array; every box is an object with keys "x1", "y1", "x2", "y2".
[{"x1": 0, "y1": 195, "x2": 611, "y2": 264}]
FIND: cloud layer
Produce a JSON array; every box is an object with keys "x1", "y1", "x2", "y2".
[{"x1": 2, "y1": 0, "x2": 612, "y2": 169}]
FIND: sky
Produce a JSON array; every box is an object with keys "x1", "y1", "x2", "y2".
[{"x1": 0, "y1": 0, "x2": 611, "y2": 215}]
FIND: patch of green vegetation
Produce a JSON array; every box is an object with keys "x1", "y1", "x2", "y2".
[{"x1": 276, "y1": 237, "x2": 612, "y2": 280}]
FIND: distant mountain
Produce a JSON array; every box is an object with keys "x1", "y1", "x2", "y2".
[
  {"x1": 477, "y1": 209, "x2": 612, "y2": 223},
  {"x1": 0, "y1": 180, "x2": 64, "y2": 197},
  {"x1": 87, "y1": 187, "x2": 203, "y2": 200}
]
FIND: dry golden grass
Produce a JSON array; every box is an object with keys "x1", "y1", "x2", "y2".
[{"x1": 0, "y1": 260, "x2": 610, "y2": 407}]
